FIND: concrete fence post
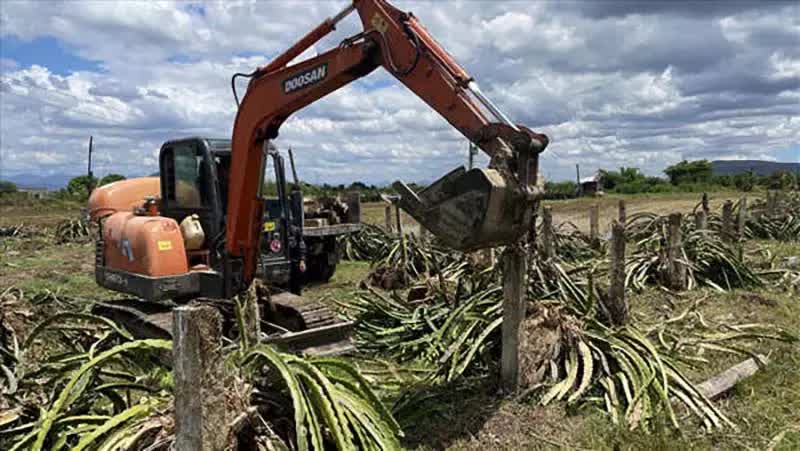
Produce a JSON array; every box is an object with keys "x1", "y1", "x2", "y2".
[
  {"x1": 702, "y1": 192, "x2": 710, "y2": 215},
  {"x1": 665, "y1": 213, "x2": 687, "y2": 290},
  {"x1": 767, "y1": 190, "x2": 781, "y2": 217},
  {"x1": 384, "y1": 205, "x2": 393, "y2": 233},
  {"x1": 241, "y1": 282, "x2": 264, "y2": 349},
  {"x1": 694, "y1": 210, "x2": 708, "y2": 230},
  {"x1": 345, "y1": 191, "x2": 361, "y2": 224},
  {"x1": 394, "y1": 204, "x2": 403, "y2": 237},
  {"x1": 589, "y1": 204, "x2": 600, "y2": 248},
  {"x1": 501, "y1": 246, "x2": 526, "y2": 393},
  {"x1": 173, "y1": 305, "x2": 228, "y2": 451},
  {"x1": 737, "y1": 197, "x2": 747, "y2": 240},
  {"x1": 722, "y1": 200, "x2": 734, "y2": 242},
  {"x1": 607, "y1": 221, "x2": 628, "y2": 326},
  {"x1": 542, "y1": 206, "x2": 554, "y2": 260}
]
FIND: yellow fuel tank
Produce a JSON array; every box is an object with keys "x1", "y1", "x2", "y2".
[{"x1": 102, "y1": 212, "x2": 188, "y2": 277}]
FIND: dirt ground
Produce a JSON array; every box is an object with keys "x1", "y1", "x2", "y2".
[
  {"x1": 544, "y1": 191, "x2": 758, "y2": 234},
  {"x1": 361, "y1": 191, "x2": 757, "y2": 237}
]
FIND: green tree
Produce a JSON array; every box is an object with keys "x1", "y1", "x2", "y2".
[
  {"x1": 733, "y1": 171, "x2": 755, "y2": 192},
  {"x1": 99, "y1": 174, "x2": 126, "y2": 186},
  {"x1": 544, "y1": 181, "x2": 578, "y2": 199},
  {"x1": 766, "y1": 171, "x2": 794, "y2": 190},
  {"x1": 663, "y1": 160, "x2": 712, "y2": 185},
  {"x1": 599, "y1": 167, "x2": 648, "y2": 191},
  {"x1": 0, "y1": 180, "x2": 17, "y2": 193},
  {"x1": 66, "y1": 175, "x2": 99, "y2": 199}
]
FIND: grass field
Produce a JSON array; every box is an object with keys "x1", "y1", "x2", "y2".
[{"x1": 1, "y1": 191, "x2": 798, "y2": 450}]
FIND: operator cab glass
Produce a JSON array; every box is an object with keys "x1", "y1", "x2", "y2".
[
  {"x1": 161, "y1": 143, "x2": 212, "y2": 211},
  {"x1": 159, "y1": 139, "x2": 225, "y2": 260}
]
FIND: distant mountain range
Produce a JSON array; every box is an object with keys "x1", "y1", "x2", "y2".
[
  {"x1": 3, "y1": 159, "x2": 797, "y2": 190},
  {"x1": 2, "y1": 173, "x2": 78, "y2": 190},
  {"x1": 711, "y1": 160, "x2": 800, "y2": 177},
  {"x1": 2, "y1": 173, "x2": 152, "y2": 190}
]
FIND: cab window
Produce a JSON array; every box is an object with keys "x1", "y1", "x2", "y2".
[{"x1": 165, "y1": 144, "x2": 209, "y2": 209}]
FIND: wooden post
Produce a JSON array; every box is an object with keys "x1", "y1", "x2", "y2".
[
  {"x1": 694, "y1": 210, "x2": 708, "y2": 230},
  {"x1": 665, "y1": 213, "x2": 687, "y2": 290},
  {"x1": 384, "y1": 205, "x2": 393, "y2": 233},
  {"x1": 766, "y1": 190, "x2": 778, "y2": 216},
  {"x1": 396, "y1": 204, "x2": 407, "y2": 272},
  {"x1": 241, "y1": 282, "x2": 264, "y2": 349},
  {"x1": 607, "y1": 221, "x2": 628, "y2": 325},
  {"x1": 394, "y1": 204, "x2": 403, "y2": 237},
  {"x1": 173, "y1": 305, "x2": 228, "y2": 451},
  {"x1": 589, "y1": 204, "x2": 600, "y2": 248},
  {"x1": 722, "y1": 200, "x2": 734, "y2": 242},
  {"x1": 737, "y1": 197, "x2": 747, "y2": 240},
  {"x1": 501, "y1": 246, "x2": 526, "y2": 393},
  {"x1": 701, "y1": 192, "x2": 709, "y2": 215},
  {"x1": 542, "y1": 206, "x2": 554, "y2": 260},
  {"x1": 618, "y1": 199, "x2": 626, "y2": 224},
  {"x1": 696, "y1": 355, "x2": 768, "y2": 401},
  {"x1": 345, "y1": 191, "x2": 361, "y2": 224}
]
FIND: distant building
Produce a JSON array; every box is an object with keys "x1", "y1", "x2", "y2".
[
  {"x1": 18, "y1": 187, "x2": 52, "y2": 199},
  {"x1": 580, "y1": 173, "x2": 603, "y2": 195}
]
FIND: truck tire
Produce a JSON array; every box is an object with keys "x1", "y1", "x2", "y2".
[
  {"x1": 316, "y1": 259, "x2": 336, "y2": 283},
  {"x1": 306, "y1": 257, "x2": 336, "y2": 283}
]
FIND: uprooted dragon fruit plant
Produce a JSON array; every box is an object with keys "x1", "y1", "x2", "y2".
[{"x1": 1, "y1": 192, "x2": 799, "y2": 449}]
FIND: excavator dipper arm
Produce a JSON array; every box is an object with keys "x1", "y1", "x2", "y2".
[{"x1": 226, "y1": 0, "x2": 549, "y2": 289}]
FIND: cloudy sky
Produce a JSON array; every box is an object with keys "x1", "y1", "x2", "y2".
[{"x1": 1, "y1": 0, "x2": 798, "y2": 186}]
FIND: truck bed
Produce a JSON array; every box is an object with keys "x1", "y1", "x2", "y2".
[{"x1": 303, "y1": 223, "x2": 362, "y2": 237}]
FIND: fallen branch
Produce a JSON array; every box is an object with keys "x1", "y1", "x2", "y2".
[{"x1": 696, "y1": 354, "x2": 769, "y2": 401}]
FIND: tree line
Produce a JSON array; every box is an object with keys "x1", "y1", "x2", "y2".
[
  {"x1": 3, "y1": 159, "x2": 796, "y2": 203},
  {"x1": 0, "y1": 174, "x2": 126, "y2": 199},
  {"x1": 545, "y1": 160, "x2": 799, "y2": 199}
]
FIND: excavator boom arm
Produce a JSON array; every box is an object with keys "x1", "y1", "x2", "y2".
[{"x1": 226, "y1": 0, "x2": 548, "y2": 290}]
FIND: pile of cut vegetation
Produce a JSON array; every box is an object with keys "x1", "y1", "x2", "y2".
[
  {"x1": 0, "y1": 287, "x2": 402, "y2": 450},
  {"x1": 337, "y1": 203, "x2": 798, "y2": 432}
]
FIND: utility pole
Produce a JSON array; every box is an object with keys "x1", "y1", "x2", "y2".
[
  {"x1": 468, "y1": 143, "x2": 478, "y2": 170},
  {"x1": 87, "y1": 135, "x2": 95, "y2": 194},
  {"x1": 576, "y1": 163, "x2": 582, "y2": 196}
]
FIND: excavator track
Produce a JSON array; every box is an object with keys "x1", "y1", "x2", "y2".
[
  {"x1": 92, "y1": 293, "x2": 353, "y2": 357},
  {"x1": 263, "y1": 291, "x2": 354, "y2": 356},
  {"x1": 267, "y1": 291, "x2": 339, "y2": 330}
]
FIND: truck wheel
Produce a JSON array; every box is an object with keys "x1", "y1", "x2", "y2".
[
  {"x1": 316, "y1": 259, "x2": 336, "y2": 283},
  {"x1": 307, "y1": 258, "x2": 336, "y2": 283}
]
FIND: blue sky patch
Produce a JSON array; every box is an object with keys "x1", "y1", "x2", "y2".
[
  {"x1": 185, "y1": 3, "x2": 206, "y2": 17},
  {"x1": 167, "y1": 53, "x2": 202, "y2": 64},
  {"x1": 0, "y1": 35, "x2": 102, "y2": 75},
  {"x1": 773, "y1": 145, "x2": 800, "y2": 163}
]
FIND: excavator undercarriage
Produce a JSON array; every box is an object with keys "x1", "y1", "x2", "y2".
[{"x1": 91, "y1": 293, "x2": 353, "y2": 356}]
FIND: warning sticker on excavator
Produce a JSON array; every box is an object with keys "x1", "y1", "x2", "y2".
[
  {"x1": 263, "y1": 221, "x2": 275, "y2": 232},
  {"x1": 157, "y1": 240, "x2": 173, "y2": 251}
]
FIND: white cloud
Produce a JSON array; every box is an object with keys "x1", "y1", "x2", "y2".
[{"x1": 1, "y1": 0, "x2": 798, "y2": 186}]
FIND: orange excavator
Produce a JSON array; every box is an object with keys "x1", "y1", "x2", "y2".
[{"x1": 87, "y1": 0, "x2": 548, "y2": 354}]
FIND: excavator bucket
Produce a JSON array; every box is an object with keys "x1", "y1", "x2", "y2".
[{"x1": 393, "y1": 166, "x2": 532, "y2": 250}]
